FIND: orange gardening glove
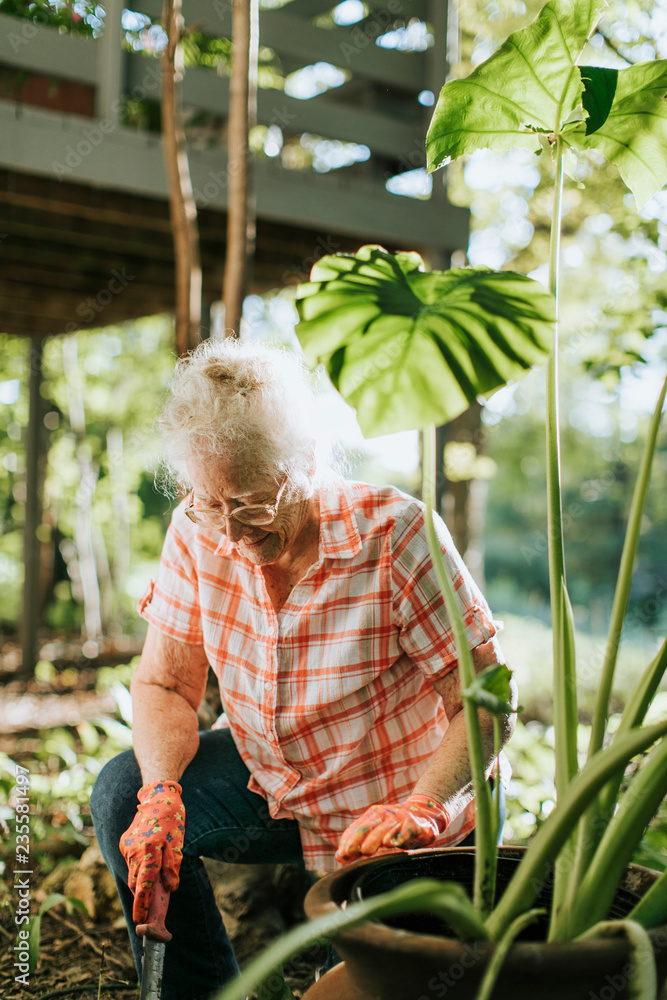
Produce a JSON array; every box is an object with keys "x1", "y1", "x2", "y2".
[
  {"x1": 336, "y1": 793, "x2": 449, "y2": 864},
  {"x1": 119, "y1": 779, "x2": 185, "y2": 924}
]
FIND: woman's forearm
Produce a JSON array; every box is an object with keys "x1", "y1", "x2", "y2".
[
  {"x1": 413, "y1": 687, "x2": 516, "y2": 817},
  {"x1": 130, "y1": 677, "x2": 200, "y2": 784}
]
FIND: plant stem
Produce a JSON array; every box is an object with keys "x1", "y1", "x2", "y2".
[
  {"x1": 547, "y1": 136, "x2": 576, "y2": 798},
  {"x1": 559, "y1": 737, "x2": 667, "y2": 940},
  {"x1": 589, "y1": 371, "x2": 667, "y2": 760},
  {"x1": 215, "y1": 879, "x2": 489, "y2": 1000},
  {"x1": 475, "y1": 909, "x2": 545, "y2": 1000},
  {"x1": 485, "y1": 720, "x2": 667, "y2": 940},
  {"x1": 422, "y1": 423, "x2": 495, "y2": 915},
  {"x1": 564, "y1": 373, "x2": 667, "y2": 931},
  {"x1": 546, "y1": 135, "x2": 579, "y2": 934}
]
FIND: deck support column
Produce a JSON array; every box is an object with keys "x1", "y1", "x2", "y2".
[{"x1": 21, "y1": 333, "x2": 43, "y2": 676}]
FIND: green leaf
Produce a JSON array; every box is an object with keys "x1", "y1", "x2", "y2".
[
  {"x1": 27, "y1": 893, "x2": 90, "y2": 974},
  {"x1": 426, "y1": 0, "x2": 605, "y2": 170},
  {"x1": 295, "y1": 246, "x2": 555, "y2": 437},
  {"x1": 462, "y1": 663, "x2": 516, "y2": 716},
  {"x1": 214, "y1": 879, "x2": 488, "y2": 1000},
  {"x1": 486, "y1": 719, "x2": 667, "y2": 940},
  {"x1": 565, "y1": 738, "x2": 667, "y2": 939},
  {"x1": 580, "y1": 65, "x2": 618, "y2": 133},
  {"x1": 576, "y1": 921, "x2": 657, "y2": 1000},
  {"x1": 628, "y1": 868, "x2": 667, "y2": 931},
  {"x1": 571, "y1": 61, "x2": 667, "y2": 207},
  {"x1": 476, "y1": 909, "x2": 546, "y2": 1000}
]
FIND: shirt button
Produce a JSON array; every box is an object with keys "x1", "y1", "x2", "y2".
[{"x1": 264, "y1": 680, "x2": 273, "y2": 691}]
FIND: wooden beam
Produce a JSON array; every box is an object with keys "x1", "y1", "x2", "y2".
[
  {"x1": 124, "y1": 52, "x2": 422, "y2": 161},
  {"x1": 0, "y1": 12, "x2": 96, "y2": 84},
  {"x1": 285, "y1": 0, "x2": 428, "y2": 18}
]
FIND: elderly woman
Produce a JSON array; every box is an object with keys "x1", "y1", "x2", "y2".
[{"x1": 91, "y1": 339, "x2": 514, "y2": 1000}]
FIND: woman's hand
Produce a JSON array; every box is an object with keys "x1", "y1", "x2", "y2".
[
  {"x1": 119, "y1": 779, "x2": 185, "y2": 924},
  {"x1": 336, "y1": 793, "x2": 449, "y2": 864}
]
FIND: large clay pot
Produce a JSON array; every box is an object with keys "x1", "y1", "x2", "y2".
[{"x1": 304, "y1": 847, "x2": 667, "y2": 1000}]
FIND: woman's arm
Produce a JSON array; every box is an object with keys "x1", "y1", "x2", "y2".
[
  {"x1": 336, "y1": 636, "x2": 517, "y2": 862},
  {"x1": 412, "y1": 636, "x2": 517, "y2": 816},
  {"x1": 130, "y1": 624, "x2": 210, "y2": 783}
]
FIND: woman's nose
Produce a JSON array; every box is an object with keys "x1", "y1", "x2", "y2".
[{"x1": 226, "y1": 516, "x2": 250, "y2": 543}]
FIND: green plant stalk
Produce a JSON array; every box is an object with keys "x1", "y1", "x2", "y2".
[
  {"x1": 485, "y1": 720, "x2": 667, "y2": 940},
  {"x1": 422, "y1": 423, "x2": 495, "y2": 915},
  {"x1": 588, "y1": 637, "x2": 667, "y2": 843},
  {"x1": 557, "y1": 737, "x2": 667, "y2": 940},
  {"x1": 576, "y1": 921, "x2": 657, "y2": 1000},
  {"x1": 547, "y1": 134, "x2": 579, "y2": 931},
  {"x1": 628, "y1": 868, "x2": 667, "y2": 931},
  {"x1": 475, "y1": 908, "x2": 545, "y2": 1000},
  {"x1": 213, "y1": 879, "x2": 489, "y2": 1000},
  {"x1": 568, "y1": 374, "x2": 667, "y2": 914},
  {"x1": 588, "y1": 371, "x2": 667, "y2": 761},
  {"x1": 493, "y1": 716, "x2": 501, "y2": 846},
  {"x1": 614, "y1": 637, "x2": 667, "y2": 740}
]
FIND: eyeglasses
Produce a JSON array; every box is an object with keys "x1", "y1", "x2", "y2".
[{"x1": 185, "y1": 476, "x2": 289, "y2": 528}]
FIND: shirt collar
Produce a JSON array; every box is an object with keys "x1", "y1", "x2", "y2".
[{"x1": 318, "y1": 477, "x2": 362, "y2": 560}]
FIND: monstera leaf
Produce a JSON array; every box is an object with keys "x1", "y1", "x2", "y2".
[
  {"x1": 426, "y1": 0, "x2": 605, "y2": 169},
  {"x1": 295, "y1": 246, "x2": 555, "y2": 437},
  {"x1": 571, "y1": 62, "x2": 667, "y2": 207}
]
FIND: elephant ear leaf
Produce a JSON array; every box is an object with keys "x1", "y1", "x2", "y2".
[
  {"x1": 295, "y1": 245, "x2": 555, "y2": 438},
  {"x1": 570, "y1": 61, "x2": 667, "y2": 208},
  {"x1": 426, "y1": 0, "x2": 606, "y2": 170}
]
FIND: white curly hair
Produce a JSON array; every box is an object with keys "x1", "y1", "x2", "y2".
[{"x1": 157, "y1": 339, "x2": 325, "y2": 499}]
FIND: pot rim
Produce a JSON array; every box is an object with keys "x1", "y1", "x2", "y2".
[{"x1": 305, "y1": 846, "x2": 667, "y2": 966}]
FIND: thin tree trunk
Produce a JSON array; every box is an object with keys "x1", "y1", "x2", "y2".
[
  {"x1": 161, "y1": 0, "x2": 202, "y2": 356},
  {"x1": 62, "y1": 337, "x2": 103, "y2": 642},
  {"x1": 222, "y1": 0, "x2": 259, "y2": 337},
  {"x1": 106, "y1": 427, "x2": 130, "y2": 616}
]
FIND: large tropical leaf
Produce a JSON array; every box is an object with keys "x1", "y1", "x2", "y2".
[
  {"x1": 570, "y1": 61, "x2": 667, "y2": 207},
  {"x1": 426, "y1": 0, "x2": 605, "y2": 170},
  {"x1": 295, "y1": 246, "x2": 555, "y2": 437}
]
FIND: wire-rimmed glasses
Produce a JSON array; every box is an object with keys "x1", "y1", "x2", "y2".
[{"x1": 185, "y1": 476, "x2": 289, "y2": 528}]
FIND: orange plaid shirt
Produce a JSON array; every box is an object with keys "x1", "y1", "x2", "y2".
[{"x1": 138, "y1": 479, "x2": 498, "y2": 870}]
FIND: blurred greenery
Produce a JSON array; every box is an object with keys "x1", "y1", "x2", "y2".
[
  {"x1": 0, "y1": 317, "x2": 176, "y2": 639},
  {"x1": 0, "y1": 659, "x2": 137, "y2": 877}
]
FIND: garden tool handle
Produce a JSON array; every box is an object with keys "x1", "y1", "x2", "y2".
[{"x1": 136, "y1": 878, "x2": 172, "y2": 942}]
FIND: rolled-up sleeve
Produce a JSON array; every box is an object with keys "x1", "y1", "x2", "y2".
[
  {"x1": 391, "y1": 505, "x2": 496, "y2": 678},
  {"x1": 137, "y1": 505, "x2": 204, "y2": 645}
]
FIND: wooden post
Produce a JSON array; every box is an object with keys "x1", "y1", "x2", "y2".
[
  {"x1": 222, "y1": 0, "x2": 259, "y2": 338},
  {"x1": 161, "y1": 0, "x2": 202, "y2": 356},
  {"x1": 21, "y1": 334, "x2": 43, "y2": 676}
]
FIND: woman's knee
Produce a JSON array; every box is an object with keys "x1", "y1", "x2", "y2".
[{"x1": 90, "y1": 749, "x2": 140, "y2": 832}]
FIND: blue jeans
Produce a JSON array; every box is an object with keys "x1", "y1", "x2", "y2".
[
  {"x1": 91, "y1": 729, "x2": 506, "y2": 1000},
  {"x1": 91, "y1": 728, "x2": 304, "y2": 1000}
]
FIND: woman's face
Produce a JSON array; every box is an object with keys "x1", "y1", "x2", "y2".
[{"x1": 185, "y1": 453, "x2": 315, "y2": 567}]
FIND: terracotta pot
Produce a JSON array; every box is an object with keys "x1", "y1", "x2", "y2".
[{"x1": 304, "y1": 847, "x2": 667, "y2": 1000}]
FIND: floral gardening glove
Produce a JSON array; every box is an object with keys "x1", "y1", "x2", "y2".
[
  {"x1": 119, "y1": 779, "x2": 185, "y2": 924},
  {"x1": 336, "y1": 793, "x2": 449, "y2": 864}
]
